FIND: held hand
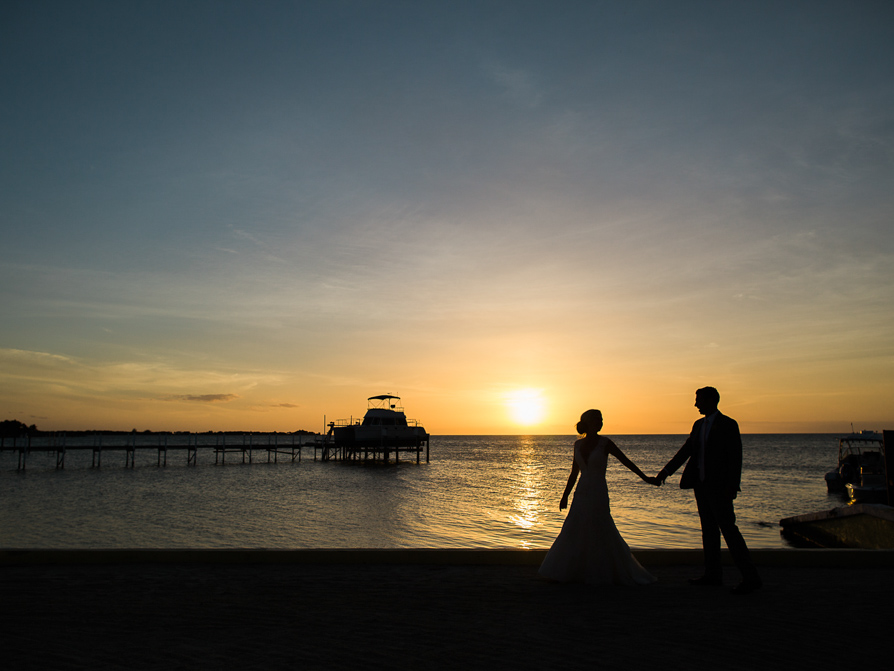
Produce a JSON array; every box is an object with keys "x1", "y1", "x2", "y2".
[
  {"x1": 559, "y1": 495, "x2": 568, "y2": 511},
  {"x1": 643, "y1": 476, "x2": 661, "y2": 487}
]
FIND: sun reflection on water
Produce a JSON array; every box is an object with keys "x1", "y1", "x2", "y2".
[{"x1": 505, "y1": 437, "x2": 550, "y2": 547}]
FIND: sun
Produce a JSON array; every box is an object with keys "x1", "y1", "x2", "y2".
[{"x1": 506, "y1": 389, "x2": 546, "y2": 426}]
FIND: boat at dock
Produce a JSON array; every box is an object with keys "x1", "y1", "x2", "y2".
[
  {"x1": 824, "y1": 431, "x2": 886, "y2": 503},
  {"x1": 326, "y1": 395, "x2": 429, "y2": 463}
]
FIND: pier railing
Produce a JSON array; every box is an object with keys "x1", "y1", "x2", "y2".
[{"x1": 0, "y1": 433, "x2": 317, "y2": 470}]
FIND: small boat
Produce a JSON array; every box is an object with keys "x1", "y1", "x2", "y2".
[
  {"x1": 327, "y1": 395, "x2": 429, "y2": 461},
  {"x1": 824, "y1": 430, "x2": 885, "y2": 496},
  {"x1": 846, "y1": 476, "x2": 889, "y2": 504}
]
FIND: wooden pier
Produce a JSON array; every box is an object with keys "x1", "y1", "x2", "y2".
[
  {"x1": 0, "y1": 431, "x2": 430, "y2": 470},
  {"x1": 318, "y1": 433, "x2": 430, "y2": 465}
]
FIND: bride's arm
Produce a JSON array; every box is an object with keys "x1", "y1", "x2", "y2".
[
  {"x1": 607, "y1": 441, "x2": 653, "y2": 483},
  {"x1": 560, "y1": 460, "x2": 580, "y2": 510}
]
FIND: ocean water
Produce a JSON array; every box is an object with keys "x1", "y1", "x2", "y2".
[{"x1": 0, "y1": 434, "x2": 843, "y2": 550}]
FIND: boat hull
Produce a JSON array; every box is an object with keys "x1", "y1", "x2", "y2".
[
  {"x1": 845, "y1": 482, "x2": 889, "y2": 504},
  {"x1": 825, "y1": 469, "x2": 845, "y2": 493},
  {"x1": 332, "y1": 425, "x2": 429, "y2": 448}
]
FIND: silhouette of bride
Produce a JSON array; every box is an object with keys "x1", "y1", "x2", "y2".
[{"x1": 539, "y1": 409, "x2": 658, "y2": 585}]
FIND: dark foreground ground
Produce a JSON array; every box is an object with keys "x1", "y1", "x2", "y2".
[{"x1": 2, "y1": 551, "x2": 892, "y2": 670}]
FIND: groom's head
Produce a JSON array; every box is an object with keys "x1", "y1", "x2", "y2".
[{"x1": 694, "y1": 387, "x2": 720, "y2": 415}]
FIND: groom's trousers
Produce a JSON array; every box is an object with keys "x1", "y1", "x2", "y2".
[{"x1": 694, "y1": 485, "x2": 758, "y2": 581}]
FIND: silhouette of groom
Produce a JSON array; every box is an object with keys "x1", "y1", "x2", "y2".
[{"x1": 656, "y1": 387, "x2": 762, "y2": 595}]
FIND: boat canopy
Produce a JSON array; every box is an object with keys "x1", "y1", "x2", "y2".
[
  {"x1": 367, "y1": 394, "x2": 403, "y2": 412},
  {"x1": 838, "y1": 431, "x2": 885, "y2": 462}
]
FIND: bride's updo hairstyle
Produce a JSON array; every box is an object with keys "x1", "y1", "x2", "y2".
[{"x1": 577, "y1": 409, "x2": 601, "y2": 435}]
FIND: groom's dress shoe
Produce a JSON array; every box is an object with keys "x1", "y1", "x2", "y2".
[
  {"x1": 730, "y1": 579, "x2": 762, "y2": 595},
  {"x1": 688, "y1": 576, "x2": 722, "y2": 586}
]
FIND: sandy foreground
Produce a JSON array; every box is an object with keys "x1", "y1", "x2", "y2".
[{"x1": 2, "y1": 549, "x2": 892, "y2": 670}]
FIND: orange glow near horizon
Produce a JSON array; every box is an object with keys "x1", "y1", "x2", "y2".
[{"x1": 1, "y1": 342, "x2": 892, "y2": 435}]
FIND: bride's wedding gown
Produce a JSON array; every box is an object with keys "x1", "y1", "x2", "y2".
[{"x1": 539, "y1": 437, "x2": 656, "y2": 586}]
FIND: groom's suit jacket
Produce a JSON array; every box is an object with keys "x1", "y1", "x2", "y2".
[{"x1": 662, "y1": 412, "x2": 743, "y2": 498}]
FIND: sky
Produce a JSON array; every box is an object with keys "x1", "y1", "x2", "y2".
[{"x1": 1, "y1": 1, "x2": 893, "y2": 435}]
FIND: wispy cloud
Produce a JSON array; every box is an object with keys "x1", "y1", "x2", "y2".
[
  {"x1": 230, "y1": 227, "x2": 263, "y2": 246},
  {"x1": 0, "y1": 348, "x2": 79, "y2": 369},
  {"x1": 225, "y1": 225, "x2": 286, "y2": 264},
  {"x1": 168, "y1": 394, "x2": 240, "y2": 403},
  {"x1": 484, "y1": 61, "x2": 542, "y2": 108}
]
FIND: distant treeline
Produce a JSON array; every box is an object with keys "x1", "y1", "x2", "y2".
[
  {"x1": 0, "y1": 420, "x2": 319, "y2": 438},
  {"x1": 1, "y1": 420, "x2": 38, "y2": 437}
]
